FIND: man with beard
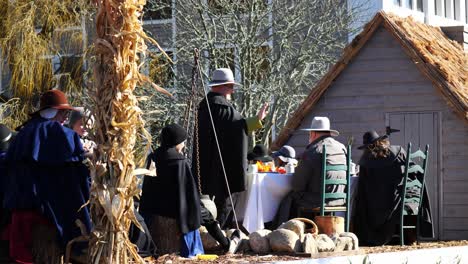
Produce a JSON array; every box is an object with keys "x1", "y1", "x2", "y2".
[{"x1": 193, "y1": 68, "x2": 268, "y2": 228}]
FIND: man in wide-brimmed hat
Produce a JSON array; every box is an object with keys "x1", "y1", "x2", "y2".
[
  {"x1": 353, "y1": 130, "x2": 433, "y2": 246},
  {"x1": 274, "y1": 117, "x2": 347, "y2": 226},
  {"x1": 3, "y1": 89, "x2": 91, "y2": 263},
  {"x1": 193, "y1": 68, "x2": 269, "y2": 228},
  {"x1": 247, "y1": 144, "x2": 273, "y2": 163}
]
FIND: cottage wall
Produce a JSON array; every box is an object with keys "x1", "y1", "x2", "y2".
[{"x1": 286, "y1": 26, "x2": 468, "y2": 240}]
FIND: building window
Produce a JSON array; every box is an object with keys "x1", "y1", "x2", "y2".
[
  {"x1": 207, "y1": 0, "x2": 267, "y2": 15},
  {"x1": 394, "y1": 0, "x2": 402, "y2": 6},
  {"x1": 435, "y1": 0, "x2": 445, "y2": 16},
  {"x1": 53, "y1": 55, "x2": 83, "y2": 90},
  {"x1": 148, "y1": 51, "x2": 174, "y2": 89},
  {"x1": 417, "y1": 0, "x2": 423, "y2": 11},
  {"x1": 208, "y1": 48, "x2": 236, "y2": 74},
  {"x1": 454, "y1": 0, "x2": 458, "y2": 20},
  {"x1": 403, "y1": 0, "x2": 413, "y2": 8},
  {"x1": 206, "y1": 45, "x2": 271, "y2": 84},
  {"x1": 445, "y1": 0, "x2": 455, "y2": 18},
  {"x1": 245, "y1": 46, "x2": 271, "y2": 83},
  {"x1": 143, "y1": 0, "x2": 172, "y2": 20}
]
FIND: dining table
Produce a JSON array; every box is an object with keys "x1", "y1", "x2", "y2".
[{"x1": 239, "y1": 171, "x2": 294, "y2": 233}]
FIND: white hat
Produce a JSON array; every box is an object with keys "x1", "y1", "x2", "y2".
[
  {"x1": 301, "y1": 116, "x2": 339, "y2": 136},
  {"x1": 208, "y1": 68, "x2": 241, "y2": 87}
]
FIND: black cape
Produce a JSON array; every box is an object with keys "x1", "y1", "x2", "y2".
[
  {"x1": 193, "y1": 92, "x2": 248, "y2": 198},
  {"x1": 139, "y1": 147, "x2": 201, "y2": 234},
  {"x1": 129, "y1": 200, "x2": 157, "y2": 258},
  {"x1": 0, "y1": 151, "x2": 8, "y2": 232},
  {"x1": 353, "y1": 146, "x2": 433, "y2": 246}
]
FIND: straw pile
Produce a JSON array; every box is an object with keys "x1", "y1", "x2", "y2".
[
  {"x1": 89, "y1": 0, "x2": 169, "y2": 263},
  {"x1": 387, "y1": 14, "x2": 467, "y2": 109},
  {"x1": 0, "y1": 0, "x2": 90, "y2": 126}
]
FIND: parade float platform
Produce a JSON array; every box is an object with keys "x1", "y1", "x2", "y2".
[{"x1": 152, "y1": 241, "x2": 468, "y2": 264}]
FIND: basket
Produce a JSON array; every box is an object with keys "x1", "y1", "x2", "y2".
[{"x1": 291, "y1": 218, "x2": 318, "y2": 235}]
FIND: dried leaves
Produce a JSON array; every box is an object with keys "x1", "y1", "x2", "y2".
[{"x1": 89, "y1": 0, "x2": 168, "y2": 263}]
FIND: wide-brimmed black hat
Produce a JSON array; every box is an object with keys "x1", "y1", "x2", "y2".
[
  {"x1": 247, "y1": 144, "x2": 273, "y2": 162},
  {"x1": 358, "y1": 130, "x2": 388, "y2": 150}
]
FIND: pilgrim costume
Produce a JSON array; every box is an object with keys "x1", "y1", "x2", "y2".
[
  {"x1": 274, "y1": 117, "x2": 347, "y2": 227},
  {"x1": 247, "y1": 144, "x2": 273, "y2": 163},
  {"x1": 2, "y1": 90, "x2": 91, "y2": 263},
  {"x1": 67, "y1": 108, "x2": 96, "y2": 158},
  {"x1": 193, "y1": 68, "x2": 262, "y2": 228},
  {"x1": 271, "y1": 145, "x2": 298, "y2": 168},
  {"x1": 353, "y1": 131, "x2": 433, "y2": 246},
  {"x1": 0, "y1": 124, "x2": 13, "y2": 246},
  {"x1": 140, "y1": 124, "x2": 204, "y2": 258}
]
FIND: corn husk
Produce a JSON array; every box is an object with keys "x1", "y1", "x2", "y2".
[{"x1": 89, "y1": 0, "x2": 169, "y2": 263}]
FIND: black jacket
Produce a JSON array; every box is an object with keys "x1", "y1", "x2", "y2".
[
  {"x1": 353, "y1": 145, "x2": 433, "y2": 246},
  {"x1": 193, "y1": 92, "x2": 248, "y2": 198},
  {"x1": 139, "y1": 147, "x2": 201, "y2": 234}
]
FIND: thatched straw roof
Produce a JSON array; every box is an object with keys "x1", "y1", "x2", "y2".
[{"x1": 273, "y1": 11, "x2": 468, "y2": 149}]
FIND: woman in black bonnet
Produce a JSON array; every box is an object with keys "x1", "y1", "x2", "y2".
[{"x1": 139, "y1": 124, "x2": 204, "y2": 258}]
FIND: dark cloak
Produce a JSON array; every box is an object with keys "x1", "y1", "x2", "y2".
[
  {"x1": 129, "y1": 200, "x2": 157, "y2": 258},
  {"x1": 139, "y1": 147, "x2": 201, "y2": 234},
  {"x1": 0, "y1": 151, "x2": 8, "y2": 232},
  {"x1": 193, "y1": 92, "x2": 248, "y2": 198},
  {"x1": 353, "y1": 145, "x2": 433, "y2": 246},
  {"x1": 2, "y1": 117, "x2": 91, "y2": 248}
]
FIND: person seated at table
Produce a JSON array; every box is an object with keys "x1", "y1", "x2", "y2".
[
  {"x1": 352, "y1": 130, "x2": 433, "y2": 246},
  {"x1": 274, "y1": 117, "x2": 346, "y2": 227},
  {"x1": 247, "y1": 144, "x2": 275, "y2": 172},
  {"x1": 271, "y1": 145, "x2": 298, "y2": 172}
]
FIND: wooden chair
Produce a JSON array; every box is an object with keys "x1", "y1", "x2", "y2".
[
  {"x1": 298, "y1": 144, "x2": 351, "y2": 232},
  {"x1": 398, "y1": 142, "x2": 429, "y2": 246}
]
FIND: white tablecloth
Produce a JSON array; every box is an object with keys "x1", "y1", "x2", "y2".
[{"x1": 242, "y1": 172, "x2": 293, "y2": 233}]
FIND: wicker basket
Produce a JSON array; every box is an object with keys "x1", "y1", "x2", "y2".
[{"x1": 291, "y1": 218, "x2": 318, "y2": 235}]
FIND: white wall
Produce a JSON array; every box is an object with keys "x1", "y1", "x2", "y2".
[{"x1": 348, "y1": 0, "x2": 467, "y2": 41}]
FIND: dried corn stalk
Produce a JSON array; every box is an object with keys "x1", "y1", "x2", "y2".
[{"x1": 89, "y1": 0, "x2": 170, "y2": 263}]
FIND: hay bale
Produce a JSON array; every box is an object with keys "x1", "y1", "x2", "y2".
[
  {"x1": 339, "y1": 232, "x2": 359, "y2": 250},
  {"x1": 278, "y1": 219, "x2": 305, "y2": 236},
  {"x1": 268, "y1": 229, "x2": 301, "y2": 253},
  {"x1": 148, "y1": 215, "x2": 182, "y2": 255},
  {"x1": 199, "y1": 226, "x2": 224, "y2": 251},
  {"x1": 237, "y1": 239, "x2": 252, "y2": 253},
  {"x1": 333, "y1": 236, "x2": 353, "y2": 252},
  {"x1": 302, "y1": 234, "x2": 318, "y2": 254},
  {"x1": 316, "y1": 234, "x2": 335, "y2": 252},
  {"x1": 248, "y1": 229, "x2": 271, "y2": 254},
  {"x1": 226, "y1": 229, "x2": 248, "y2": 240},
  {"x1": 31, "y1": 224, "x2": 63, "y2": 264}
]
